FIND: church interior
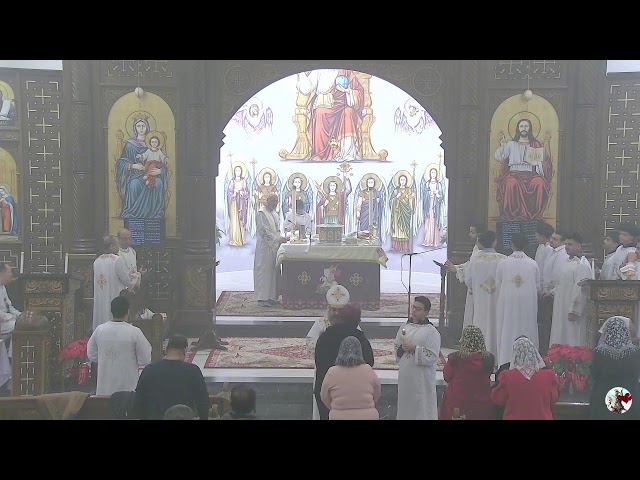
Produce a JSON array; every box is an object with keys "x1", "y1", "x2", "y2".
[{"x1": 0, "y1": 59, "x2": 639, "y2": 420}]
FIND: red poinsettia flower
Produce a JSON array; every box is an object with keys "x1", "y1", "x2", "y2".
[{"x1": 58, "y1": 337, "x2": 89, "y2": 363}]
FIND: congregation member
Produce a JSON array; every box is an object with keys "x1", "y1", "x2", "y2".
[
  {"x1": 589, "y1": 316, "x2": 640, "y2": 420},
  {"x1": 599, "y1": 230, "x2": 621, "y2": 280},
  {"x1": 87, "y1": 296, "x2": 152, "y2": 396},
  {"x1": 439, "y1": 326, "x2": 495, "y2": 420},
  {"x1": 306, "y1": 284, "x2": 351, "y2": 420},
  {"x1": 463, "y1": 230, "x2": 505, "y2": 358},
  {"x1": 495, "y1": 233, "x2": 541, "y2": 367},
  {"x1": 163, "y1": 404, "x2": 195, "y2": 420},
  {"x1": 314, "y1": 303, "x2": 374, "y2": 420},
  {"x1": 92, "y1": 235, "x2": 137, "y2": 331},
  {"x1": 0, "y1": 263, "x2": 20, "y2": 353},
  {"x1": 491, "y1": 336, "x2": 559, "y2": 420},
  {"x1": 395, "y1": 296, "x2": 441, "y2": 420},
  {"x1": 614, "y1": 222, "x2": 639, "y2": 280},
  {"x1": 221, "y1": 385, "x2": 258, "y2": 420},
  {"x1": 254, "y1": 193, "x2": 287, "y2": 307},
  {"x1": 284, "y1": 199, "x2": 312, "y2": 239},
  {"x1": 320, "y1": 336, "x2": 381, "y2": 420},
  {"x1": 548, "y1": 233, "x2": 592, "y2": 347},
  {"x1": 445, "y1": 222, "x2": 485, "y2": 330},
  {"x1": 134, "y1": 334, "x2": 209, "y2": 420}
]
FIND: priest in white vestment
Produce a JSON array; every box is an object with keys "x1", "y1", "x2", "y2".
[
  {"x1": 284, "y1": 199, "x2": 313, "y2": 239},
  {"x1": 92, "y1": 235, "x2": 137, "y2": 331},
  {"x1": 395, "y1": 295, "x2": 441, "y2": 420},
  {"x1": 445, "y1": 223, "x2": 484, "y2": 330},
  {"x1": 541, "y1": 232, "x2": 568, "y2": 293},
  {"x1": 117, "y1": 228, "x2": 154, "y2": 319},
  {"x1": 254, "y1": 194, "x2": 287, "y2": 307},
  {"x1": 464, "y1": 231, "x2": 506, "y2": 360},
  {"x1": 88, "y1": 296, "x2": 152, "y2": 395},
  {"x1": 548, "y1": 233, "x2": 592, "y2": 347},
  {"x1": 599, "y1": 231, "x2": 621, "y2": 280},
  {"x1": 306, "y1": 284, "x2": 351, "y2": 420},
  {"x1": 495, "y1": 233, "x2": 541, "y2": 367},
  {"x1": 614, "y1": 223, "x2": 639, "y2": 281}
]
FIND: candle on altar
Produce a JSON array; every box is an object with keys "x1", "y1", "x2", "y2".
[{"x1": 20, "y1": 251, "x2": 24, "y2": 274}]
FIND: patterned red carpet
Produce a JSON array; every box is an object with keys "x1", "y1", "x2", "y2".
[
  {"x1": 216, "y1": 291, "x2": 440, "y2": 318},
  {"x1": 197, "y1": 337, "x2": 399, "y2": 370}
]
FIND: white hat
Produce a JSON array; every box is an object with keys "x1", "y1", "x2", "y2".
[{"x1": 326, "y1": 284, "x2": 350, "y2": 309}]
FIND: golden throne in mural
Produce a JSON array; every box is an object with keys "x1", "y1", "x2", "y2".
[{"x1": 279, "y1": 71, "x2": 388, "y2": 161}]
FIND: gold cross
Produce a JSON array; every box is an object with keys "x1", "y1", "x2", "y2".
[
  {"x1": 615, "y1": 120, "x2": 632, "y2": 137},
  {"x1": 36, "y1": 118, "x2": 53, "y2": 134},
  {"x1": 51, "y1": 132, "x2": 61, "y2": 148},
  {"x1": 38, "y1": 257, "x2": 54, "y2": 273},
  {"x1": 614, "y1": 179, "x2": 630, "y2": 194},
  {"x1": 603, "y1": 221, "x2": 614, "y2": 236},
  {"x1": 227, "y1": 152, "x2": 234, "y2": 162},
  {"x1": 350, "y1": 273, "x2": 363, "y2": 286},
  {"x1": 37, "y1": 202, "x2": 54, "y2": 218},
  {"x1": 331, "y1": 287, "x2": 346, "y2": 302},
  {"x1": 26, "y1": 102, "x2": 37, "y2": 119},
  {"x1": 605, "y1": 164, "x2": 616, "y2": 180},
  {"x1": 28, "y1": 160, "x2": 38, "y2": 175},
  {"x1": 628, "y1": 193, "x2": 639, "y2": 208},
  {"x1": 437, "y1": 152, "x2": 444, "y2": 161},
  {"x1": 615, "y1": 149, "x2": 632, "y2": 166},
  {"x1": 512, "y1": 274, "x2": 524, "y2": 288},
  {"x1": 27, "y1": 131, "x2": 38, "y2": 147},
  {"x1": 50, "y1": 102, "x2": 60, "y2": 120},
  {"x1": 618, "y1": 91, "x2": 636, "y2": 108},
  {"x1": 37, "y1": 174, "x2": 53, "y2": 190},
  {"x1": 612, "y1": 206, "x2": 630, "y2": 222},
  {"x1": 410, "y1": 160, "x2": 418, "y2": 169},
  {"x1": 630, "y1": 134, "x2": 640, "y2": 152},
  {"x1": 29, "y1": 188, "x2": 39, "y2": 203},
  {"x1": 298, "y1": 271, "x2": 311, "y2": 285},
  {"x1": 30, "y1": 244, "x2": 40, "y2": 259},
  {"x1": 608, "y1": 106, "x2": 619, "y2": 124},
  {"x1": 607, "y1": 135, "x2": 617, "y2": 152},
  {"x1": 52, "y1": 160, "x2": 61, "y2": 176},
  {"x1": 38, "y1": 230, "x2": 54, "y2": 246},
  {"x1": 605, "y1": 192, "x2": 615, "y2": 204},
  {"x1": 53, "y1": 216, "x2": 62, "y2": 232},
  {"x1": 250, "y1": 158, "x2": 257, "y2": 168},
  {"x1": 52, "y1": 189, "x2": 62, "y2": 204},
  {"x1": 36, "y1": 145, "x2": 53, "y2": 161},
  {"x1": 630, "y1": 164, "x2": 640, "y2": 181},
  {"x1": 52, "y1": 246, "x2": 63, "y2": 260},
  {"x1": 35, "y1": 87, "x2": 52, "y2": 105},
  {"x1": 29, "y1": 216, "x2": 39, "y2": 233}
]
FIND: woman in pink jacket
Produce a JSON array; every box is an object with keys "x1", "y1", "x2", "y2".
[{"x1": 320, "y1": 336, "x2": 381, "y2": 420}]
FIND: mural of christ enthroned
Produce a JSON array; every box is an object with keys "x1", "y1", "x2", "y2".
[{"x1": 279, "y1": 69, "x2": 388, "y2": 162}]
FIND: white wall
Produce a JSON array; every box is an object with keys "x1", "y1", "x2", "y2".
[
  {"x1": 607, "y1": 60, "x2": 640, "y2": 74},
  {"x1": 0, "y1": 60, "x2": 63, "y2": 70}
]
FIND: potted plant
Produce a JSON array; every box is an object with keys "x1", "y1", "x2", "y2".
[
  {"x1": 58, "y1": 337, "x2": 91, "y2": 388},
  {"x1": 543, "y1": 344, "x2": 592, "y2": 393}
]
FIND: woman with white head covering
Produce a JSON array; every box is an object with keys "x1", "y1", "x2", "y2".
[
  {"x1": 491, "y1": 337, "x2": 559, "y2": 420},
  {"x1": 589, "y1": 316, "x2": 640, "y2": 420},
  {"x1": 320, "y1": 336, "x2": 381, "y2": 420}
]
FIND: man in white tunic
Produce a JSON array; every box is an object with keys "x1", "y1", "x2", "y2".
[
  {"x1": 395, "y1": 295, "x2": 441, "y2": 420},
  {"x1": 0, "y1": 263, "x2": 20, "y2": 358},
  {"x1": 495, "y1": 233, "x2": 541, "y2": 367},
  {"x1": 534, "y1": 222, "x2": 554, "y2": 284},
  {"x1": 284, "y1": 199, "x2": 312, "y2": 239},
  {"x1": 548, "y1": 233, "x2": 592, "y2": 347},
  {"x1": 117, "y1": 228, "x2": 154, "y2": 319},
  {"x1": 92, "y1": 235, "x2": 136, "y2": 331},
  {"x1": 254, "y1": 194, "x2": 287, "y2": 307},
  {"x1": 445, "y1": 223, "x2": 484, "y2": 330},
  {"x1": 87, "y1": 296, "x2": 152, "y2": 395},
  {"x1": 599, "y1": 230, "x2": 621, "y2": 280},
  {"x1": 613, "y1": 223, "x2": 639, "y2": 280},
  {"x1": 306, "y1": 284, "x2": 350, "y2": 420},
  {"x1": 464, "y1": 231, "x2": 505, "y2": 360},
  {"x1": 617, "y1": 238, "x2": 640, "y2": 338}
]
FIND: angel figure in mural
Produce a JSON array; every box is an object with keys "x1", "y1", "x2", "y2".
[
  {"x1": 314, "y1": 176, "x2": 352, "y2": 228},
  {"x1": 231, "y1": 96, "x2": 274, "y2": 135},
  {"x1": 421, "y1": 165, "x2": 446, "y2": 247},
  {"x1": 248, "y1": 167, "x2": 282, "y2": 238},
  {"x1": 115, "y1": 114, "x2": 169, "y2": 219},
  {"x1": 297, "y1": 69, "x2": 365, "y2": 162},
  {"x1": 388, "y1": 171, "x2": 421, "y2": 253},
  {"x1": 353, "y1": 173, "x2": 388, "y2": 241},
  {"x1": 223, "y1": 161, "x2": 251, "y2": 246},
  {"x1": 282, "y1": 173, "x2": 313, "y2": 217},
  {"x1": 394, "y1": 98, "x2": 435, "y2": 135},
  {"x1": 0, "y1": 184, "x2": 18, "y2": 236},
  {"x1": 494, "y1": 113, "x2": 553, "y2": 221}
]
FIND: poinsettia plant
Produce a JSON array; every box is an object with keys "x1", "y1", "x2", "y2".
[
  {"x1": 543, "y1": 344, "x2": 592, "y2": 392},
  {"x1": 58, "y1": 337, "x2": 91, "y2": 386}
]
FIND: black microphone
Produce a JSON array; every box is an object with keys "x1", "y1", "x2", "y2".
[{"x1": 433, "y1": 260, "x2": 445, "y2": 268}]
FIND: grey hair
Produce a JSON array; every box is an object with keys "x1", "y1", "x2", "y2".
[
  {"x1": 335, "y1": 336, "x2": 365, "y2": 367},
  {"x1": 326, "y1": 307, "x2": 338, "y2": 325}
]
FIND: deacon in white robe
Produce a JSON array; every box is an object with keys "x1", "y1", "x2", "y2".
[
  {"x1": 0, "y1": 278, "x2": 20, "y2": 336},
  {"x1": 548, "y1": 239, "x2": 592, "y2": 347},
  {"x1": 534, "y1": 222, "x2": 555, "y2": 287},
  {"x1": 464, "y1": 239, "x2": 506, "y2": 360},
  {"x1": 117, "y1": 228, "x2": 154, "y2": 319},
  {"x1": 284, "y1": 200, "x2": 313, "y2": 239},
  {"x1": 395, "y1": 296, "x2": 441, "y2": 420},
  {"x1": 92, "y1": 236, "x2": 136, "y2": 331},
  {"x1": 87, "y1": 297, "x2": 152, "y2": 396},
  {"x1": 541, "y1": 244, "x2": 568, "y2": 293},
  {"x1": 254, "y1": 194, "x2": 286, "y2": 306},
  {"x1": 495, "y1": 235, "x2": 541, "y2": 367},
  {"x1": 618, "y1": 240, "x2": 640, "y2": 335},
  {"x1": 613, "y1": 224, "x2": 639, "y2": 280},
  {"x1": 599, "y1": 232, "x2": 621, "y2": 280}
]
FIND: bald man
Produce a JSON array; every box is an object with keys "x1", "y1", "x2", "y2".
[{"x1": 117, "y1": 228, "x2": 153, "y2": 319}]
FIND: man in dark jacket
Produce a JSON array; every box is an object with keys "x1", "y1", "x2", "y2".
[{"x1": 313, "y1": 303, "x2": 374, "y2": 420}]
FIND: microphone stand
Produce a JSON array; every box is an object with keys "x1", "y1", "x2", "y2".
[{"x1": 403, "y1": 250, "x2": 432, "y2": 320}]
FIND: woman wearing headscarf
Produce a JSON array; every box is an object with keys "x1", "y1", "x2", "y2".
[
  {"x1": 589, "y1": 316, "x2": 640, "y2": 420},
  {"x1": 439, "y1": 326, "x2": 495, "y2": 420},
  {"x1": 320, "y1": 336, "x2": 381, "y2": 420},
  {"x1": 491, "y1": 336, "x2": 558, "y2": 419}
]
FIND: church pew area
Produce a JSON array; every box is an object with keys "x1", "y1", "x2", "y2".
[{"x1": 0, "y1": 393, "x2": 230, "y2": 420}]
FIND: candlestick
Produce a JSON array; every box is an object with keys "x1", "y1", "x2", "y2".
[
  {"x1": 65, "y1": 253, "x2": 69, "y2": 274},
  {"x1": 20, "y1": 251, "x2": 24, "y2": 274}
]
